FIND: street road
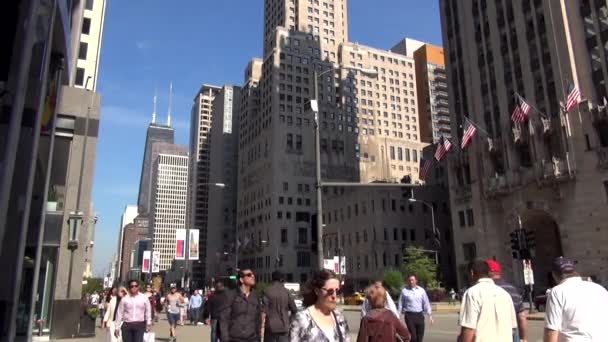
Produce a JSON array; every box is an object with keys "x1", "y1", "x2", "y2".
[{"x1": 73, "y1": 311, "x2": 547, "y2": 342}]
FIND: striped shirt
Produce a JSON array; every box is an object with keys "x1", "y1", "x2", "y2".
[{"x1": 494, "y1": 278, "x2": 524, "y2": 313}]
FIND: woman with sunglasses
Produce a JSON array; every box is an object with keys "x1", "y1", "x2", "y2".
[
  {"x1": 290, "y1": 270, "x2": 350, "y2": 342},
  {"x1": 104, "y1": 286, "x2": 127, "y2": 342}
]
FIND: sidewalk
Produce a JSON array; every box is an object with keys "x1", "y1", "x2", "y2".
[
  {"x1": 338, "y1": 301, "x2": 462, "y2": 314},
  {"x1": 66, "y1": 317, "x2": 210, "y2": 342}
]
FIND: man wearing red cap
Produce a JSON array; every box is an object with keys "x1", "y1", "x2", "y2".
[{"x1": 486, "y1": 259, "x2": 528, "y2": 342}]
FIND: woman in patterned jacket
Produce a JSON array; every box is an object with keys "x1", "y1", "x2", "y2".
[{"x1": 290, "y1": 270, "x2": 350, "y2": 342}]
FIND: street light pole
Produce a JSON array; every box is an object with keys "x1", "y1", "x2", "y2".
[
  {"x1": 312, "y1": 66, "x2": 379, "y2": 270},
  {"x1": 313, "y1": 70, "x2": 324, "y2": 270},
  {"x1": 408, "y1": 197, "x2": 438, "y2": 245}
]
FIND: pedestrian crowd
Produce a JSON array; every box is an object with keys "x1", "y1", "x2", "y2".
[{"x1": 90, "y1": 255, "x2": 608, "y2": 342}]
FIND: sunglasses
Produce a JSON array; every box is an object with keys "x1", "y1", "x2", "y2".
[
  {"x1": 129, "y1": 284, "x2": 139, "y2": 288},
  {"x1": 242, "y1": 272, "x2": 255, "y2": 278},
  {"x1": 320, "y1": 287, "x2": 340, "y2": 296}
]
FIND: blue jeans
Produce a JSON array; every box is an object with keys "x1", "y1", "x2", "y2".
[
  {"x1": 512, "y1": 329, "x2": 520, "y2": 342},
  {"x1": 211, "y1": 319, "x2": 219, "y2": 342}
]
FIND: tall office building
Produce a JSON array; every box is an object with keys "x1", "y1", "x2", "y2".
[
  {"x1": 0, "y1": 0, "x2": 106, "y2": 338},
  {"x1": 440, "y1": 0, "x2": 608, "y2": 287},
  {"x1": 116, "y1": 204, "x2": 138, "y2": 280},
  {"x1": 150, "y1": 145, "x2": 189, "y2": 271},
  {"x1": 74, "y1": 0, "x2": 106, "y2": 91},
  {"x1": 188, "y1": 85, "x2": 221, "y2": 283},
  {"x1": 236, "y1": 0, "x2": 428, "y2": 281},
  {"x1": 138, "y1": 122, "x2": 174, "y2": 215},
  {"x1": 392, "y1": 39, "x2": 451, "y2": 144},
  {"x1": 205, "y1": 86, "x2": 241, "y2": 280}
]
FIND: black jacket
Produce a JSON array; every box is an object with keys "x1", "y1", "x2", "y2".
[
  {"x1": 207, "y1": 289, "x2": 226, "y2": 320},
  {"x1": 219, "y1": 288, "x2": 261, "y2": 342},
  {"x1": 262, "y1": 282, "x2": 298, "y2": 334}
]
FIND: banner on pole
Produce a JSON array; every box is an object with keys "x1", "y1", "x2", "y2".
[
  {"x1": 523, "y1": 260, "x2": 535, "y2": 285},
  {"x1": 142, "y1": 251, "x2": 151, "y2": 273},
  {"x1": 103, "y1": 277, "x2": 109, "y2": 289},
  {"x1": 152, "y1": 251, "x2": 160, "y2": 273},
  {"x1": 188, "y1": 229, "x2": 199, "y2": 260},
  {"x1": 175, "y1": 229, "x2": 186, "y2": 260},
  {"x1": 323, "y1": 257, "x2": 346, "y2": 275}
]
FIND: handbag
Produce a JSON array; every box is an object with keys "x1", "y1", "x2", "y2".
[{"x1": 143, "y1": 332, "x2": 155, "y2": 342}]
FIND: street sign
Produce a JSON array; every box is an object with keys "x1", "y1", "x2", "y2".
[{"x1": 523, "y1": 260, "x2": 535, "y2": 285}]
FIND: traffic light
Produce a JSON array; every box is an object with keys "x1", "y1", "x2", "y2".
[
  {"x1": 509, "y1": 230, "x2": 520, "y2": 257},
  {"x1": 524, "y1": 230, "x2": 536, "y2": 250}
]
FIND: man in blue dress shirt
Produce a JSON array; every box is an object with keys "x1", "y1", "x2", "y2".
[{"x1": 398, "y1": 274, "x2": 433, "y2": 342}]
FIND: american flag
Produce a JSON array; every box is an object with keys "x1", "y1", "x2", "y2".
[
  {"x1": 565, "y1": 84, "x2": 581, "y2": 112},
  {"x1": 511, "y1": 95, "x2": 531, "y2": 123},
  {"x1": 461, "y1": 118, "x2": 477, "y2": 149},
  {"x1": 434, "y1": 136, "x2": 452, "y2": 161},
  {"x1": 419, "y1": 157, "x2": 432, "y2": 180}
]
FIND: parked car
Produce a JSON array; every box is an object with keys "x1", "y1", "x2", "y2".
[{"x1": 344, "y1": 292, "x2": 365, "y2": 305}]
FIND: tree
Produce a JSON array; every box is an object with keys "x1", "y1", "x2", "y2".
[
  {"x1": 400, "y1": 248, "x2": 438, "y2": 288},
  {"x1": 82, "y1": 277, "x2": 103, "y2": 295},
  {"x1": 383, "y1": 269, "x2": 404, "y2": 300}
]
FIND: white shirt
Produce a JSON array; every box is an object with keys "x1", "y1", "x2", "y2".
[
  {"x1": 545, "y1": 277, "x2": 608, "y2": 342},
  {"x1": 90, "y1": 293, "x2": 100, "y2": 305},
  {"x1": 459, "y1": 278, "x2": 517, "y2": 342}
]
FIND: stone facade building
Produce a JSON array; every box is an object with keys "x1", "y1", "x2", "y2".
[{"x1": 439, "y1": 0, "x2": 608, "y2": 289}]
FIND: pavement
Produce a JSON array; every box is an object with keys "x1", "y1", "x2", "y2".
[{"x1": 66, "y1": 308, "x2": 547, "y2": 342}]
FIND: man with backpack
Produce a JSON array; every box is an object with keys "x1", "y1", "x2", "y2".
[{"x1": 261, "y1": 271, "x2": 298, "y2": 342}]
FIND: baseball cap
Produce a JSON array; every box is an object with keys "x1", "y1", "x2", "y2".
[
  {"x1": 552, "y1": 256, "x2": 575, "y2": 274},
  {"x1": 486, "y1": 259, "x2": 501, "y2": 274}
]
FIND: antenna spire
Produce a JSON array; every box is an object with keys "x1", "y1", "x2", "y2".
[
  {"x1": 152, "y1": 87, "x2": 157, "y2": 123},
  {"x1": 167, "y1": 81, "x2": 173, "y2": 126}
]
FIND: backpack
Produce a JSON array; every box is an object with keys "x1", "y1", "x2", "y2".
[{"x1": 358, "y1": 315, "x2": 399, "y2": 342}]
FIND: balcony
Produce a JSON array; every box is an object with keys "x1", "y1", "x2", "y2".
[
  {"x1": 434, "y1": 91, "x2": 449, "y2": 99},
  {"x1": 451, "y1": 185, "x2": 472, "y2": 202},
  {"x1": 436, "y1": 115, "x2": 450, "y2": 124},
  {"x1": 538, "y1": 157, "x2": 574, "y2": 186},
  {"x1": 485, "y1": 174, "x2": 509, "y2": 198},
  {"x1": 434, "y1": 81, "x2": 448, "y2": 90},
  {"x1": 436, "y1": 106, "x2": 449, "y2": 114}
]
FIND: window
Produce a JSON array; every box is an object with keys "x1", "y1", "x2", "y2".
[
  {"x1": 467, "y1": 209, "x2": 475, "y2": 226},
  {"x1": 286, "y1": 134, "x2": 293, "y2": 149},
  {"x1": 393, "y1": 228, "x2": 398, "y2": 241},
  {"x1": 281, "y1": 229, "x2": 288, "y2": 244},
  {"x1": 410, "y1": 229, "x2": 416, "y2": 241},
  {"x1": 395, "y1": 254, "x2": 400, "y2": 266},
  {"x1": 78, "y1": 42, "x2": 88, "y2": 60},
  {"x1": 463, "y1": 242, "x2": 477, "y2": 261},
  {"x1": 85, "y1": 0, "x2": 94, "y2": 10},
  {"x1": 82, "y1": 17, "x2": 91, "y2": 35},
  {"x1": 390, "y1": 146, "x2": 395, "y2": 160},
  {"x1": 397, "y1": 147, "x2": 403, "y2": 160},
  {"x1": 283, "y1": 182, "x2": 289, "y2": 192},
  {"x1": 75, "y1": 67, "x2": 85, "y2": 86},
  {"x1": 383, "y1": 228, "x2": 388, "y2": 241},
  {"x1": 297, "y1": 252, "x2": 311, "y2": 267},
  {"x1": 459, "y1": 211, "x2": 466, "y2": 227},
  {"x1": 298, "y1": 228, "x2": 308, "y2": 244}
]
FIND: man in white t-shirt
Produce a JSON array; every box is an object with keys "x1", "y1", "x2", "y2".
[
  {"x1": 458, "y1": 259, "x2": 517, "y2": 342},
  {"x1": 543, "y1": 257, "x2": 608, "y2": 342}
]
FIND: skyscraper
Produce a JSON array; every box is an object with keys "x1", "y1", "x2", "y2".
[
  {"x1": 440, "y1": 0, "x2": 608, "y2": 287},
  {"x1": 205, "y1": 85, "x2": 241, "y2": 281},
  {"x1": 150, "y1": 146, "x2": 189, "y2": 271},
  {"x1": 138, "y1": 123, "x2": 174, "y2": 215},
  {"x1": 188, "y1": 85, "x2": 221, "y2": 283},
  {"x1": 392, "y1": 39, "x2": 451, "y2": 144},
  {"x1": 235, "y1": 0, "x2": 428, "y2": 282}
]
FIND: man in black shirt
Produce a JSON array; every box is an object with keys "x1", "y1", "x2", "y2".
[
  {"x1": 219, "y1": 269, "x2": 262, "y2": 342},
  {"x1": 487, "y1": 259, "x2": 528, "y2": 342},
  {"x1": 261, "y1": 271, "x2": 298, "y2": 342},
  {"x1": 207, "y1": 281, "x2": 226, "y2": 342}
]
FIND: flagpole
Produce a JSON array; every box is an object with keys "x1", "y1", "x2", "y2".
[
  {"x1": 465, "y1": 117, "x2": 492, "y2": 138},
  {"x1": 515, "y1": 92, "x2": 548, "y2": 118}
]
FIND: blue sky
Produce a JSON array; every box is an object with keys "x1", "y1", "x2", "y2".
[{"x1": 92, "y1": 0, "x2": 443, "y2": 275}]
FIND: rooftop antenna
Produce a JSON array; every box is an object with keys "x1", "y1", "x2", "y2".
[
  {"x1": 167, "y1": 81, "x2": 173, "y2": 126},
  {"x1": 152, "y1": 87, "x2": 157, "y2": 123}
]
